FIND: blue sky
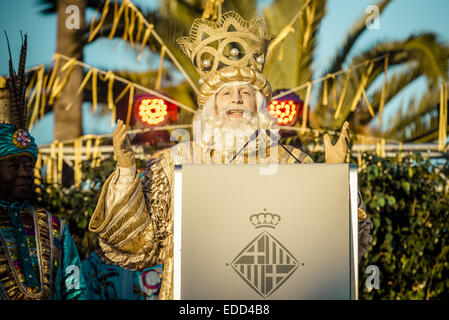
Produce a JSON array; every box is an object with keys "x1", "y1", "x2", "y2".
[{"x1": 1, "y1": 0, "x2": 448, "y2": 145}]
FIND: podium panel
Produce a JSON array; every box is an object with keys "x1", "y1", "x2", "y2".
[{"x1": 173, "y1": 164, "x2": 358, "y2": 300}]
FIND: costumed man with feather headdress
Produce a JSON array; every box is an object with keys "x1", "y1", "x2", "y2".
[
  {"x1": 89, "y1": 12, "x2": 373, "y2": 300},
  {"x1": 0, "y1": 34, "x2": 87, "y2": 300}
]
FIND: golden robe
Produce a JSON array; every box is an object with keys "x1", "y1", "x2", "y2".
[
  {"x1": 88, "y1": 142, "x2": 371, "y2": 300},
  {"x1": 88, "y1": 141, "x2": 313, "y2": 299}
]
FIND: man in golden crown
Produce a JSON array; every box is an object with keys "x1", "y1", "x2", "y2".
[
  {"x1": 0, "y1": 35, "x2": 87, "y2": 300},
  {"x1": 89, "y1": 12, "x2": 373, "y2": 300}
]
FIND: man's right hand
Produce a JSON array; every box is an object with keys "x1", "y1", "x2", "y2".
[{"x1": 112, "y1": 119, "x2": 135, "y2": 168}]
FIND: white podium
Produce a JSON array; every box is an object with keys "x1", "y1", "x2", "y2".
[{"x1": 173, "y1": 164, "x2": 359, "y2": 300}]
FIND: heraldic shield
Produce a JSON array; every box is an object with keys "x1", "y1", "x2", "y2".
[{"x1": 231, "y1": 210, "x2": 300, "y2": 298}]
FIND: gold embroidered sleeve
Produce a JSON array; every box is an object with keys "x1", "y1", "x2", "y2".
[
  {"x1": 279, "y1": 145, "x2": 314, "y2": 164},
  {"x1": 89, "y1": 151, "x2": 173, "y2": 271}
]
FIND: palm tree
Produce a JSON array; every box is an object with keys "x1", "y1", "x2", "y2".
[
  {"x1": 41, "y1": 0, "x2": 86, "y2": 141},
  {"x1": 384, "y1": 87, "x2": 444, "y2": 143},
  {"x1": 306, "y1": 0, "x2": 448, "y2": 141}
]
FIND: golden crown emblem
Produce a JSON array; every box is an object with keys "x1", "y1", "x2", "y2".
[
  {"x1": 250, "y1": 209, "x2": 281, "y2": 229},
  {"x1": 177, "y1": 11, "x2": 274, "y2": 107},
  {"x1": 177, "y1": 11, "x2": 272, "y2": 79}
]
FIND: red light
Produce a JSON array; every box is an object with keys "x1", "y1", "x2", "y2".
[
  {"x1": 137, "y1": 98, "x2": 169, "y2": 126},
  {"x1": 267, "y1": 99, "x2": 298, "y2": 125}
]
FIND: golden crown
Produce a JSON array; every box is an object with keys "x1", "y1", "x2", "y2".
[
  {"x1": 177, "y1": 11, "x2": 274, "y2": 107},
  {"x1": 250, "y1": 209, "x2": 280, "y2": 229}
]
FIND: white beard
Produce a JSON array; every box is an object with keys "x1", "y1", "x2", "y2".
[
  {"x1": 189, "y1": 84, "x2": 277, "y2": 163},
  {"x1": 203, "y1": 107, "x2": 258, "y2": 153},
  {"x1": 197, "y1": 107, "x2": 277, "y2": 163}
]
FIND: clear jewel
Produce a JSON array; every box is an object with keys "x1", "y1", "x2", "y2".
[
  {"x1": 230, "y1": 48, "x2": 239, "y2": 56},
  {"x1": 202, "y1": 59, "x2": 211, "y2": 67},
  {"x1": 12, "y1": 129, "x2": 31, "y2": 149}
]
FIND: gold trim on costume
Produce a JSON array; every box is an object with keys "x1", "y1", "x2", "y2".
[
  {"x1": 358, "y1": 208, "x2": 367, "y2": 220},
  {"x1": 0, "y1": 207, "x2": 57, "y2": 300},
  {"x1": 0, "y1": 97, "x2": 12, "y2": 125}
]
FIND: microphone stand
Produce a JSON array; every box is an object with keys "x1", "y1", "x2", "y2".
[{"x1": 229, "y1": 129, "x2": 302, "y2": 164}]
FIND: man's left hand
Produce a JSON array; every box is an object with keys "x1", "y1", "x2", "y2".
[{"x1": 324, "y1": 121, "x2": 350, "y2": 163}]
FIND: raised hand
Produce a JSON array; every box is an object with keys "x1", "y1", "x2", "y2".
[
  {"x1": 112, "y1": 119, "x2": 135, "y2": 168},
  {"x1": 324, "y1": 121, "x2": 350, "y2": 164}
]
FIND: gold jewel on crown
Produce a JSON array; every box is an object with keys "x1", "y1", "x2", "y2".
[
  {"x1": 177, "y1": 11, "x2": 274, "y2": 83},
  {"x1": 250, "y1": 209, "x2": 280, "y2": 229}
]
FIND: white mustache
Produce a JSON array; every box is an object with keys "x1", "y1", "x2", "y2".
[{"x1": 218, "y1": 105, "x2": 255, "y2": 120}]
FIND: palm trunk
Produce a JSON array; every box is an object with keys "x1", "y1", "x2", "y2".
[{"x1": 54, "y1": 0, "x2": 85, "y2": 141}]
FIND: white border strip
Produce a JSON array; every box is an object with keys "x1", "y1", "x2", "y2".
[
  {"x1": 173, "y1": 165, "x2": 183, "y2": 300},
  {"x1": 349, "y1": 164, "x2": 359, "y2": 300}
]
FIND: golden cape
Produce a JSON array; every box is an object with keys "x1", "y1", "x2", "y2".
[{"x1": 89, "y1": 142, "x2": 313, "y2": 299}]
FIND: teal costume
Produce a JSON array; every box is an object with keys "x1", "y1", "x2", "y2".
[
  {"x1": 82, "y1": 251, "x2": 162, "y2": 300},
  {"x1": 0, "y1": 199, "x2": 87, "y2": 300},
  {"x1": 0, "y1": 33, "x2": 86, "y2": 300}
]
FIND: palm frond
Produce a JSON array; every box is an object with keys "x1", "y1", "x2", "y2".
[
  {"x1": 321, "y1": 0, "x2": 392, "y2": 78},
  {"x1": 68, "y1": 1, "x2": 200, "y2": 87},
  {"x1": 353, "y1": 33, "x2": 449, "y2": 84},
  {"x1": 314, "y1": 0, "x2": 391, "y2": 111},
  {"x1": 223, "y1": 0, "x2": 258, "y2": 20},
  {"x1": 158, "y1": 0, "x2": 203, "y2": 27},
  {"x1": 294, "y1": 0, "x2": 326, "y2": 85},
  {"x1": 384, "y1": 87, "x2": 442, "y2": 142},
  {"x1": 314, "y1": 33, "x2": 449, "y2": 130},
  {"x1": 343, "y1": 62, "x2": 423, "y2": 129},
  {"x1": 263, "y1": 0, "x2": 326, "y2": 90}
]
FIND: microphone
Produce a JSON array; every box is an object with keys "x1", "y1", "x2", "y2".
[
  {"x1": 229, "y1": 129, "x2": 261, "y2": 163},
  {"x1": 265, "y1": 129, "x2": 302, "y2": 164},
  {"x1": 229, "y1": 129, "x2": 302, "y2": 164}
]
